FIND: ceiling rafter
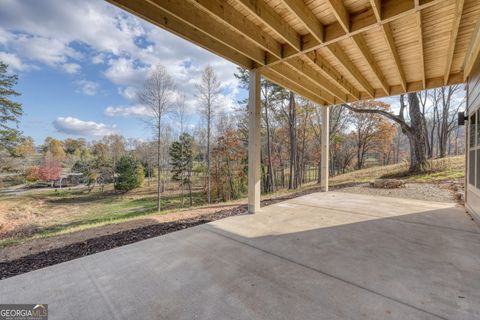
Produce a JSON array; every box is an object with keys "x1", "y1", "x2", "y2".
[
  {"x1": 444, "y1": 0, "x2": 465, "y2": 85},
  {"x1": 262, "y1": 68, "x2": 326, "y2": 106},
  {"x1": 464, "y1": 17, "x2": 480, "y2": 80},
  {"x1": 416, "y1": 11, "x2": 425, "y2": 90},
  {"x1": 351, "y1": 34, "x2": 389, "y2": 95},
  {"x1": 190, "y1": 0, "x2": 282, "y2": 61},
  {"x1": 286, "y1": 58, "x2": 348, "y2": 103},
  {"x1": 382, "y1": 23, "x2": 407, "y2": 92},
  {"x1": 326, "y1": 0, "x2": 350, "y2": 33},
  {"x1": 279, "y1": 0, "x2": 324, "y2": 43},
  {"x1": 270, "y1": 63, "x2": 336, "y2": 105},
  {"x1": 107, "y1": 0, "x2": 255, "y2": 68},
  {"x1": 144, "y1": 0, "x2": 267, "y2": 65},
  {"x1": 235, "y1": 0, "x2": 301, "y2": 52}
]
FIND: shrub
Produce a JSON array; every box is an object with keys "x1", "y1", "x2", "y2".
[{"x1": 114, "y1": 155, "x2": 144, "y2": 192}]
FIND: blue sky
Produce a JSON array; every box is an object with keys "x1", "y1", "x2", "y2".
[{"x1": 0, "y1": 0, "x2": 245, "y2": 145}]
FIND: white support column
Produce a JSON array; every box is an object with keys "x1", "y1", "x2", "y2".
[
  {"x1": 248, "y1": 69, "x2": 261, "y2": 213},
  {"x1": 321, "y1": 106, "x2": 330, "y2": 192}
]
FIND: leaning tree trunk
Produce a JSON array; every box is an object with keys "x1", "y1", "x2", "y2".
[
  {"x1": 343, "y1": 92, "x2": 429, "y2": 174},
  {"x1": 406, "y1": 93, "x2": 429, "y2": 172}
]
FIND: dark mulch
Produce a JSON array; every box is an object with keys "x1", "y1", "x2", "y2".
[
  {"x1": 0, "y1": 186, "x2": 331, "y2": 280},
  {"x1": 0, "y1": 205, "x2": 246, "y2": 280}
]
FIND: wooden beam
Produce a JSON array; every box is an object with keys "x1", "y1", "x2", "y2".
[
  {"x1": 286, "y1": 58, "x2": 348, "y2": 103},
  {"x1": 248, "y1": 69, "x2": 261, "y2": 213},
  {"x1": 326, "y1": 0, "x2": 350, "y2": 33},
  {"x1": 145, "y1": 0, "x2": 266, "y2": 65},
  {"x1": 306, "y1": 51, "x2": 361, "y2": 100},
  {"x1": 351, "y1": 34, "x2": 389, "y2": 95},
  {"x1": 262, "y1": 68, "x2": 326, "y2": 106},
  {"x1": 359, "y1": 72, "x2": 464, "y2": 99},
  {"x1": 191, "y1": 0, "x2": 282, "y2": 60},
  {"x1": 279, "y1": 0, "x2": 445, "y2": 62},
  {"x1": 270, "y1": 64, "x2": 336, "y2": 105},
  {"x1": 416, "y1": 11, "x2": 426, "y2": 89},
  {"x1": 464, "y1": 17, "x2": 480, "y2": 80},
  {"x1": 235, "y1": 0, "x2": 302, "y2": 52},
  {"x1": 382, "y1": 22, "x2": 407, "y2": 92},
  {"x1": 444, "y1": 0, "x2": 465, "y2": 85},
  {"x1": 369, "y1": 0, "x2": 382, "y2": 22},
  {"x1": 327, "y1": 43, "x2": 375, "y2": 98},
  {"x1": 107, "y1": 0, "x2": 254, "y2": 69},
  {"x1": 278, "y1": 0, "x2": 324, "y2": 43}
]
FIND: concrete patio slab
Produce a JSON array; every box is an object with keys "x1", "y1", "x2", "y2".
[{"x1": 1, "y1": 192, "x2": 479, "y2": 320}]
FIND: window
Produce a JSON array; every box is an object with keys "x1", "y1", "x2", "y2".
[
  {"x1": 470, "y1": 113, "x2": 476, "y2": 148},
  {"x1": 469, "y1": 112, "x2": 477, "y2": 187},
  {"x1": 477, "y1": 110, "x2": 480, "y2": 146}
]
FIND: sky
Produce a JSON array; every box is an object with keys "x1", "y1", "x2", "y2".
[{"x1": 0, "y1": 0, "x2": 246, "y2": 145}]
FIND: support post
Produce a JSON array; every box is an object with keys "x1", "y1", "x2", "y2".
[
  {"x1": 248, "y1": 69, "x2": 261, "y2": 213},
  {"x1": 321, "y1": 106, "x2": 330, "y2": 192}
]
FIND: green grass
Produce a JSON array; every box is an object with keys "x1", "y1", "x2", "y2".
[{"x1": 330, "y1": 155, "x2": 465, "y2": 186}]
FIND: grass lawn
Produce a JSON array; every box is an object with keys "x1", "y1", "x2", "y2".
[{"x1": 0, "y1": 155, "x2": 465, "y2": 248}]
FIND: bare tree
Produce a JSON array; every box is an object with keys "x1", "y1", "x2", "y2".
[
  {"x1": 196, "y1": 65, "x2": 221, "y2": 203},
  {"x1": 138, "y1": 65, "x2": 175, "y2": 212}
]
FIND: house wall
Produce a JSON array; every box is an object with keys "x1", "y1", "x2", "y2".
[{"x1": 466, "y1": 54, "x2": 480, "y2": 223}]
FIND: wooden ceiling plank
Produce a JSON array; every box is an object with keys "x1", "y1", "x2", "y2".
[
  {"x1": 351, "y1": 34, "x2": 389, "y2": 95},
  {"x1": 286, "y1": 58, "x2": 348, "y2": 103},
  {"x1": 382, "y1": 22, "x2": 407, "y2": 92},
  {"x1": 235, "y1": 0, "x2": 302, "y2": 52},
  {"x1": 270, "y1": 63, "x2": 336, "y2": 105},
  {"x1": 417, "y1": 11, "x2": 426, "y2": 89},
  {"x1": 145, "y1": 0, "x2": 266, "y2": 65},
  {"x1": 306, "y1": 51, "x2": 361, "y2": 100},
  {"x1": 107, "y1": 0, "x2": 254, "y2": 68},
  {"x1": 191, "y1": 0, "x2": 282, "y2": 60},
  {"x1": 444, "y1": 0, "x2": 465, "y2": 84},
  {"x1": 326, "y1": 43, "x2": 375, "y2": 98},
  {"x1": 369, "y1": 0, "x2": 382, "y2": 22},
  {"x1": 278, "y1": 0, "x2": 324, "y2": 43},
  {"x1": 262, "y1": 68, "x2": 326, "y2": 105},
  {"x1": 464, "y1": 17, "x2": 480, "y2": 80},
  {"x1": 326, "y1": 0, "x2": 350, "y2": 33}
]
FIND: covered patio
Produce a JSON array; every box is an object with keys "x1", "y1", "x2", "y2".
[
  {"x1": 2, "y1": 0, "x2": 480, "y2": 319},
  {"x1": 1, "y1": 192, "x2": 479, "y2": 319}
]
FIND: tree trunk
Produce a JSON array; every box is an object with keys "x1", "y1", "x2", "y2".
[
  {"x1": 288, "y1": 92, "x2": 297, "y2": 189},
  {"x1": 156, "y1": 121, "x2": 162, "y2": 212},
  {"x1": 406, "y1": 93, "x2": 429, "y2": 172}
]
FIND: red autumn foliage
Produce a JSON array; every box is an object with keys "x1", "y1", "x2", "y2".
[{"x1": 39, "y1": 157, "x2": 62, "y2": 184}]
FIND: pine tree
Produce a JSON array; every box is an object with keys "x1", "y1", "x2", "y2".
[
  {"x1": 169, "y1": 133, "x2": 194, "y2": 206},
  {"x1": 114, "y1": 155, "x2": 144, "y2": 192},
  {"x1": 0, "y1": 61, "x2": 23, "y2": 153}
]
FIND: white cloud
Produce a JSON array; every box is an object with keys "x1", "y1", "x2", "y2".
[
  {"x1": 104, "y1": 105, "x2": 152, "y2": 117},
  {"x1": 118, "y1": 86, "x2": 137, "y2": 101},
  {"x1": 62, "y1": 62, "x2": 81, "y2": 74},
  {"x1": 0, "y1": 51, "x2": 30, "y2": 71},
  {"x1": 53, "y1": 117, "x2": 116, "y2": 137},
  {"x1": 76, "y1": 79, "x2": 100, "y2": 96},
  {"x1": 0, "y1": 0, "x2": 241, "y2": 123}
]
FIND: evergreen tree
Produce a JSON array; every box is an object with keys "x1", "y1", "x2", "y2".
[
  {"x1": 0, "y1": 61, "x2": 23, "y2": 153},
  {"x1": 169, "y1": 133, "x2": 194, "y2": 206},
  {"x1": 114, "y1": 155, "x2": 144, "y2": 192}
]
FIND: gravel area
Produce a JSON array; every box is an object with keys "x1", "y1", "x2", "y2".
[{"x1": 334, "y1": 182, "x2": 456, "y2": 203}]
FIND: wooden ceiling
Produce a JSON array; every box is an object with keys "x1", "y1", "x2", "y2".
[{"x1": 107, "y1": 0, "x2": 480, "y2": 106}]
